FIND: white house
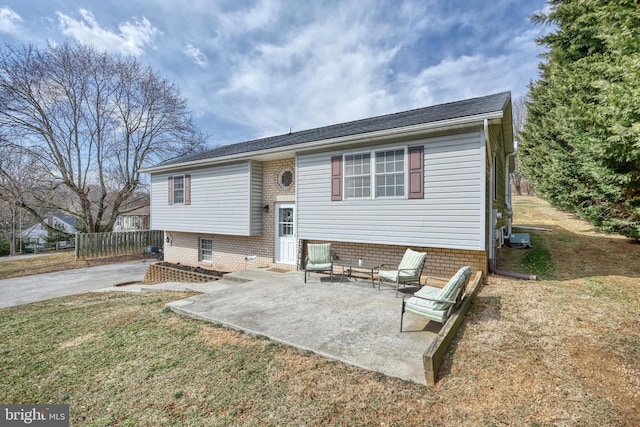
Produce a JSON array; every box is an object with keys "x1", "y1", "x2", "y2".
[
  {"x1": 142, "y1": 92, "x2": 514, "y2": 279},
  {"x1": 113, "y1": 205, "x2": 150, "y2": 232},
  {"x1": 22, "y1": 214, "x2": 78, "y2": 247}
]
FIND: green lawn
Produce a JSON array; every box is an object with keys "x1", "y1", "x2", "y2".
[{"x1": 0, "y1": 292, "x2": 432, "y2": 426}]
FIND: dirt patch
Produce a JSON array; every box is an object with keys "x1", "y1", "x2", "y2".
[
  {"x1": 59, "y1": 332, "x2": 96, "y2": 350},
  {"x1": 193, "y1": 326, "x2": 256, "y2": 347},
  {"x1": 155, "y1": 262, "x2": 226, "y2": 278}
]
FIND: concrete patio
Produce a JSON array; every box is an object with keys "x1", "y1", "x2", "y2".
[{"x1": 103, "y1": 267, "x2": 480, "y2": 385}]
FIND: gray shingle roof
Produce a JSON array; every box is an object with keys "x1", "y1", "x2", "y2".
[
  {"x1": 157, "y1": 91, "x2": 510, "y2": 167},
  {"x1": 57, "y1": 215, "x2": 80, "y2": 228}
]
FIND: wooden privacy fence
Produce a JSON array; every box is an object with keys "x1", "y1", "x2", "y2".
[{"x1": 75, "y1": 230, "x2": 163, "y2": 260}]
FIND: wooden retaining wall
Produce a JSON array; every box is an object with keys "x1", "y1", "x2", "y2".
[{"x1": 423, "y1": 270, "x2": 484, "y2": 385}]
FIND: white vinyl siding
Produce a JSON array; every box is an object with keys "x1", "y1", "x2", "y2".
[
  {"x1": 249, "y1": 161, "x2": 263, "y2": 235},
  {"x1": 296, "y1": 131, "x2": 484, "y2": 250},
  {"x1": 151, "y1": 161, "x2": 262, "y2": 236}
]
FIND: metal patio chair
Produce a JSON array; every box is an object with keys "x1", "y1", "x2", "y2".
[
  {"x1": 400, "y1": 265, "x2": 472, "y2": 332},
  {"x1": 378, "y1": 248, "x2": 427, "y2": 297},
  {"x1": 304, "y1": 243, "x2": 333, "y2": 283}
]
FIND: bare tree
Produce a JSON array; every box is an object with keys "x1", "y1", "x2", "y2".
[
  {"x1": 0, "y1": 42, "x2": 207, "y2": 232},
  {"x1": 0, "y1": 145, "x2": 41, "y2": 254},
  {"x1": 0, "y1": 200, "x2": 21, "y2": 255}
]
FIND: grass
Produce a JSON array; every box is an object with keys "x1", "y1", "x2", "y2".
[
  {"x1": 1, "y1": 196, "x2": 640, "y2": 426},
  {"x1": 496, "y1": 231, "x2": 557, "y2": 279},
  {"x1": 0, "y1": 253, "x2": 75, "y2": 278},
  {"x1": 520, "y1": 232, "x2": 557, "y2": 280},
  {"x1": 0, "y1": 292, "x2": 436, "y2": 426}
]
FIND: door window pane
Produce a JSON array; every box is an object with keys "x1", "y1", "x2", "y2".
[{"x1": 279, "y1": 208, "x2": 294, "y2": 237}]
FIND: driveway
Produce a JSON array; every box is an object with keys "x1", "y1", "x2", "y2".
[{"x1": 0, "y1": 261, "x2": 149, "y2": 309}]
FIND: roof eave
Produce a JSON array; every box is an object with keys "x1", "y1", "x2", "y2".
[{"x1": 142, "y1": 110, "x2": 504, "y2": 174}]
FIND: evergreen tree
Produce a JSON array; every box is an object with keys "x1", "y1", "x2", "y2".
[{"x1": 520, "y1": 0, "x2": 640, "y2": 240}]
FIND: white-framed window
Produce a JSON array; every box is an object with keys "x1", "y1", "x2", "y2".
[
  {"x1": 375, "y1": 149, "x2": 405, "y2": 197},
  {"x1": 344, "y1": 153, "x2": 371, "y2": 199},
  {"x1": 173, "y1": 175, "x2": 185, "y2": 204},
  {"x1": 343, "y1": 148, "x2": 406, "y2": 199},
  {"x1": 168, "y1": 174, "x2": 190, "y2": 205},
  {"x1": 200, "y1": 238, "x2": 213, "y2": 263}
]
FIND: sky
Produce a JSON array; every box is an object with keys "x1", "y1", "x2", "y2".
[{"x1": 0, "y1": 0, "x2": 551, "y2": 148}]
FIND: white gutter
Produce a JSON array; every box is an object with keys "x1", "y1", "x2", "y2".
[
  {"x1": 483, "y1": 118, "x2": 489, "y2": 147},
  {"x1": 142, "y1": 110, "x2": 504, "y2": 174}
]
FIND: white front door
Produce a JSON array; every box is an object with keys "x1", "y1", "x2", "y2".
[{"x1": 275, "y1": 203, "x2": 296, "y2": 265}]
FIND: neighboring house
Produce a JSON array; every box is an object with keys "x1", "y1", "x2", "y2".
[
  {"x1": 143, "y1": 92, "x2": 514, "y2": 278},
  {"x1": 22, "y1": 214, "x2": 79, "y2": 247},
  {"x1": 113, "y1": 205, "x2": 150, "y2": 232}
]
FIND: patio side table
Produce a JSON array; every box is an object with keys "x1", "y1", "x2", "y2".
[{"x1": 336, "y1": 260, "x2": 380, "y2": 287}]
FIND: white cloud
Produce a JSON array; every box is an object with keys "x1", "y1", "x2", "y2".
[
  {"x1": 210, "y1": 2, "x2": 407, "y2": 137},
  {"x1": 395, "y1": 18, "x2": 548, "y2": 108},
  {"x1": 0, "y1": 6, "x2": 22, "y2": 35},
  {"x1": 532, "y1": 3, "x2": 553, "y2": 18},
  {"x1": 56, "y1": 9, "x2": 158, "y2": 56},
  {"x1": 397, "y1": 54, "x2": 514, "y2": 108},
  {"x1": 183, "y1": 44, "x2": 208, "y2": 67},
  {"x1": 217, "y1": 0, "x2": 280, "y2": 36},
  {"x1": 57, "y1": 0, "x2": 545, "y2": 145}
]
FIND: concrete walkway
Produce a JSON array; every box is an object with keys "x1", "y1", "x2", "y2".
[{"x1": 105, "y1": 268, "x2": 441, "y2": 385}]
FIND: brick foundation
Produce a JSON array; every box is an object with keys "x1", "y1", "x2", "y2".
[
  {"x1": 303, "y1": 240, "x2": 487, "y2": 280},
  {"x1": 162, "y1": 234, "x2": 486, "y2": 280}
]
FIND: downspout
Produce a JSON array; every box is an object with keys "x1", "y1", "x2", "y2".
[
  {"x1": 505, "y1": 150, "x2": 517, "y2": 236},
  {"x1": 484, "y1": 119, "x2": 496, "y2": 271},
  {"x1": 490, "y1": 265, "x2": 537, "y2": 281},
  {"x1": 483, "y1": 119, "x2": 489, "y2": 153},
  {"x1": 486, "y1": 122, "x2": 536, "y2": 280}
]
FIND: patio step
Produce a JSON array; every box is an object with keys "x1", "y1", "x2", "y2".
[{"x1": 222, "y1": 268, "x2": 295, "y2": 283}]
